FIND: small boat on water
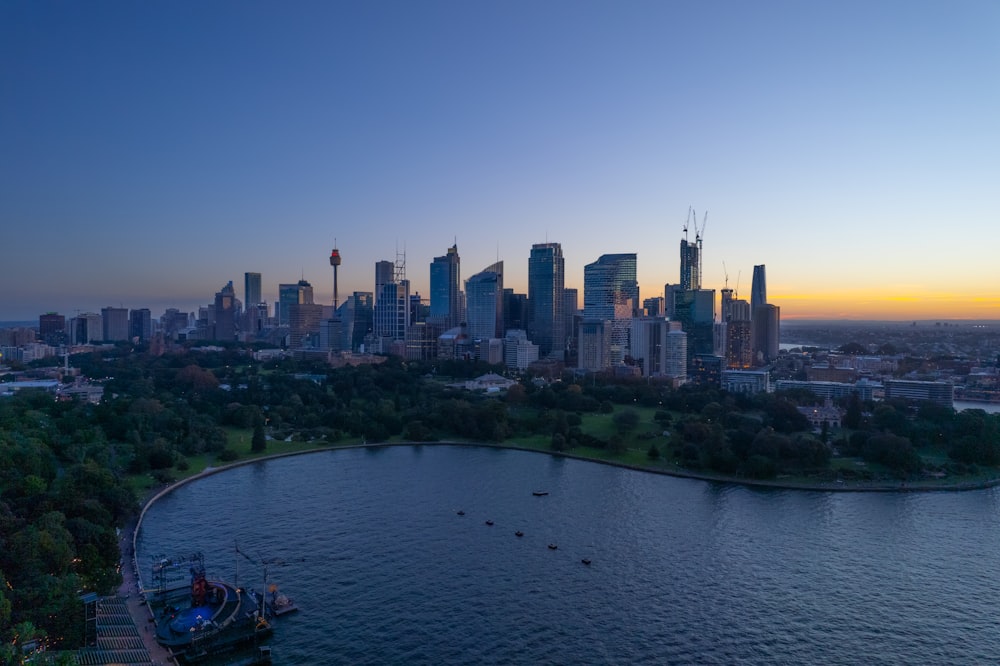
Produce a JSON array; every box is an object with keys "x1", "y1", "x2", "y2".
[
  {"x1": 581, "y1": 558, "x2": 592, "y2": 565},
  {"x1": 515, "y1": 531, "x2": 524, "y2": 537},
  {"x1": 547, "y1": 544, "x2": 558, "y2": 550},
  {"x1": 532, "y1": 491, "x2": 549, "y2": 496},
  {"x1": 267, "y1": 585, "x2": 299, "y2": 616},
  {"x1": 456, "y1": 510, "x2": 465, "y2": 516},
  {"x1": 485, "y1": 520, "x2": 494, "y2": 526}
]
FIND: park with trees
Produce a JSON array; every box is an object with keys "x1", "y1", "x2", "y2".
[{"x1": 2, "y1": 343, "x2": 1000, "y2": 661}]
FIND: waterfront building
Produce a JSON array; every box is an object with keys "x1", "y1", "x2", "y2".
[
  {"x1": 465, "y1": 262, "x2": 504, "y2": 341},
  {"x1": 528, "y1": 242, "x2": 566, "y2": 359},
  {"x1": 583, "y1": 253, "x2": 637, "y2": 366},
  {"x1": 429, "y1": 244, "x2": 462, "y2": 329},
  {"x1": 884, "y1": 379, "x2": 954, "y2": 408}
]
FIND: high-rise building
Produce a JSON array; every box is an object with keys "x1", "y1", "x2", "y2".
[
  {"x1": 503, "y1": 289, "x2": 527, "y2": 332},
  {"x1": 129, "y1": 308, "x2": 152, "y2": 342},
  {"x1": 749, "y1": 264, "x2": 780, "y2": 365},
  {"x1": 504, "y1": 329, "x2": 539, "y2": 371},
  {"x1": 213, "y1": 281, "x2": 237, "y2": 341},
  {"x1": 665, "y1": 323, "x2": 688, "y2": 382},
  {"x1": 719, "y1": 288, "x2": 752, "y2": 369},
  {"x1": 429, "y1": 244, "x2": 462, "y2": 329},
  {"x1": 38, "y1": 313, "x2": 66, "y2": 345},
  {"x1": 278, "y1": 280, "x2": 314, "y2": 326},
  {"x1": 70, "y1": 313, "x2": 103, "y2": 344},
  {"x1": 288, "y1": 302, "x2": 323, "y2": 348},
  {"x1": 375, "y1": 260, "x2": 394, "y2": 305},
  {"x1": 680, "y1": 238, "x2": 700, "y2": 291},
  {"x1": 672, "y1": 288, "x2": 715, "y2": 364},
  {"x1": 578, "y1": 319, "x2": 612, "y2": 372},
  {"x1": 583, "y1": 253, "x2": 638, "y2": 366},
  {"x1": 374, "y1": 255, "x2": 410, "y2": 345},
  {"x1": 528, "y1": 242, "x2": 566, "y2": 359},
  {"x1": 101, "y1": 307, "x2": 129, "y2": 342},
  {"x1": 750, "y1": 264, "x2": 767, "y2": 313},
  {"x1": 244, "y1": 272, "x2": 262, "y2": 310},
  {"x1": 679, "y1": 209, "x2": 706, "y2": 291},
  {"x1": 752, "y1": 303, "x2": 781, "y2": 365},
  {"x1": 643, "y1": 297, "x2": 665, "y2": 317},
  {"x1": 630, "y1": 316, "x2": 673, "y2": 377},
  {"x1": 465, "y1": 261, "x2": 503, "y2": 340}
]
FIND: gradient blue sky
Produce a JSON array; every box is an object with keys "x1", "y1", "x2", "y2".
[{"x1": 2, "y1": 0, "x2": 998, "y2": 321}]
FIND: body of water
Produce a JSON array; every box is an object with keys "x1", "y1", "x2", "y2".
[
  {"x1": 955, "y1": 400, "x2": 1000, "y2": 414},
  {"x1": 136, "y1": 445, "x2": 1000, "y2": 664}
]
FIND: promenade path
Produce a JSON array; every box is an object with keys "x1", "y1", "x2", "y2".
[{"x1": 113, "y1": 515, "x2": 178, "y2": 666}]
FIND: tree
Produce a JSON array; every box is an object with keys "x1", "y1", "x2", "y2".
[
  {"x1": 844, "y1": 393, "x2": 863, "y2": 429},
  {"x1": 612, "y1": 409, "x2": 640, "y2": 434},
  {"x1": 251, "y1": 420, "x2": 266, "y2": 453}
]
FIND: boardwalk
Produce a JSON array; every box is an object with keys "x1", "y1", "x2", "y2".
[{"x1": 102, "y1": 522, "x2": 177, "y2": 666}]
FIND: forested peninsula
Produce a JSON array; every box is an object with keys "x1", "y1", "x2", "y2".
[{"x1": 3, "y1": 345, "x2": 1000, "y2": 661}]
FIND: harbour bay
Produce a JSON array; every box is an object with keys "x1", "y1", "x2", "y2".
[{"x1": 136, "y1": 445, "x2": 1000, "y2": 664}]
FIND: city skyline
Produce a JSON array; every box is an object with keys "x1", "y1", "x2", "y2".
[{"x1": 2, "y1": 2, "x2": 998, "y2": 322}]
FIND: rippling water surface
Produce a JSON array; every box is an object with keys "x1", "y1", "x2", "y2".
[{"x1": 136, "y1": 445, "x2": 1000, "y2": 664}]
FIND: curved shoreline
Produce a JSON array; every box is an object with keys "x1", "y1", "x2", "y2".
[
  {"x1": 118, "y1": 440, "x2": 1000, "y2": 661},
  {"x1": 133, "y1": 438, "x2": 1000, "y2": 546}
]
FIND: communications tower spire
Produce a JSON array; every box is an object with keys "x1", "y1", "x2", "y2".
[{"x1": 329, "y1": 240, "x2": 342, "y2": 309}]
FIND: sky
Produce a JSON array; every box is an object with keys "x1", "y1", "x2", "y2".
[{"x1": 1, "y1": 0, "x2": 998, "y2": 322}]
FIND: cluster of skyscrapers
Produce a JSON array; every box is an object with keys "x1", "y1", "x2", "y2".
[{"x1": 12, "y1": 218, "x2": 780, "y2": 385}]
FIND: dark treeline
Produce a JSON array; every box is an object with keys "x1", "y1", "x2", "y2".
[{"x1": 3, "y1": 345, "x2": 1000, "y2": 658}]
